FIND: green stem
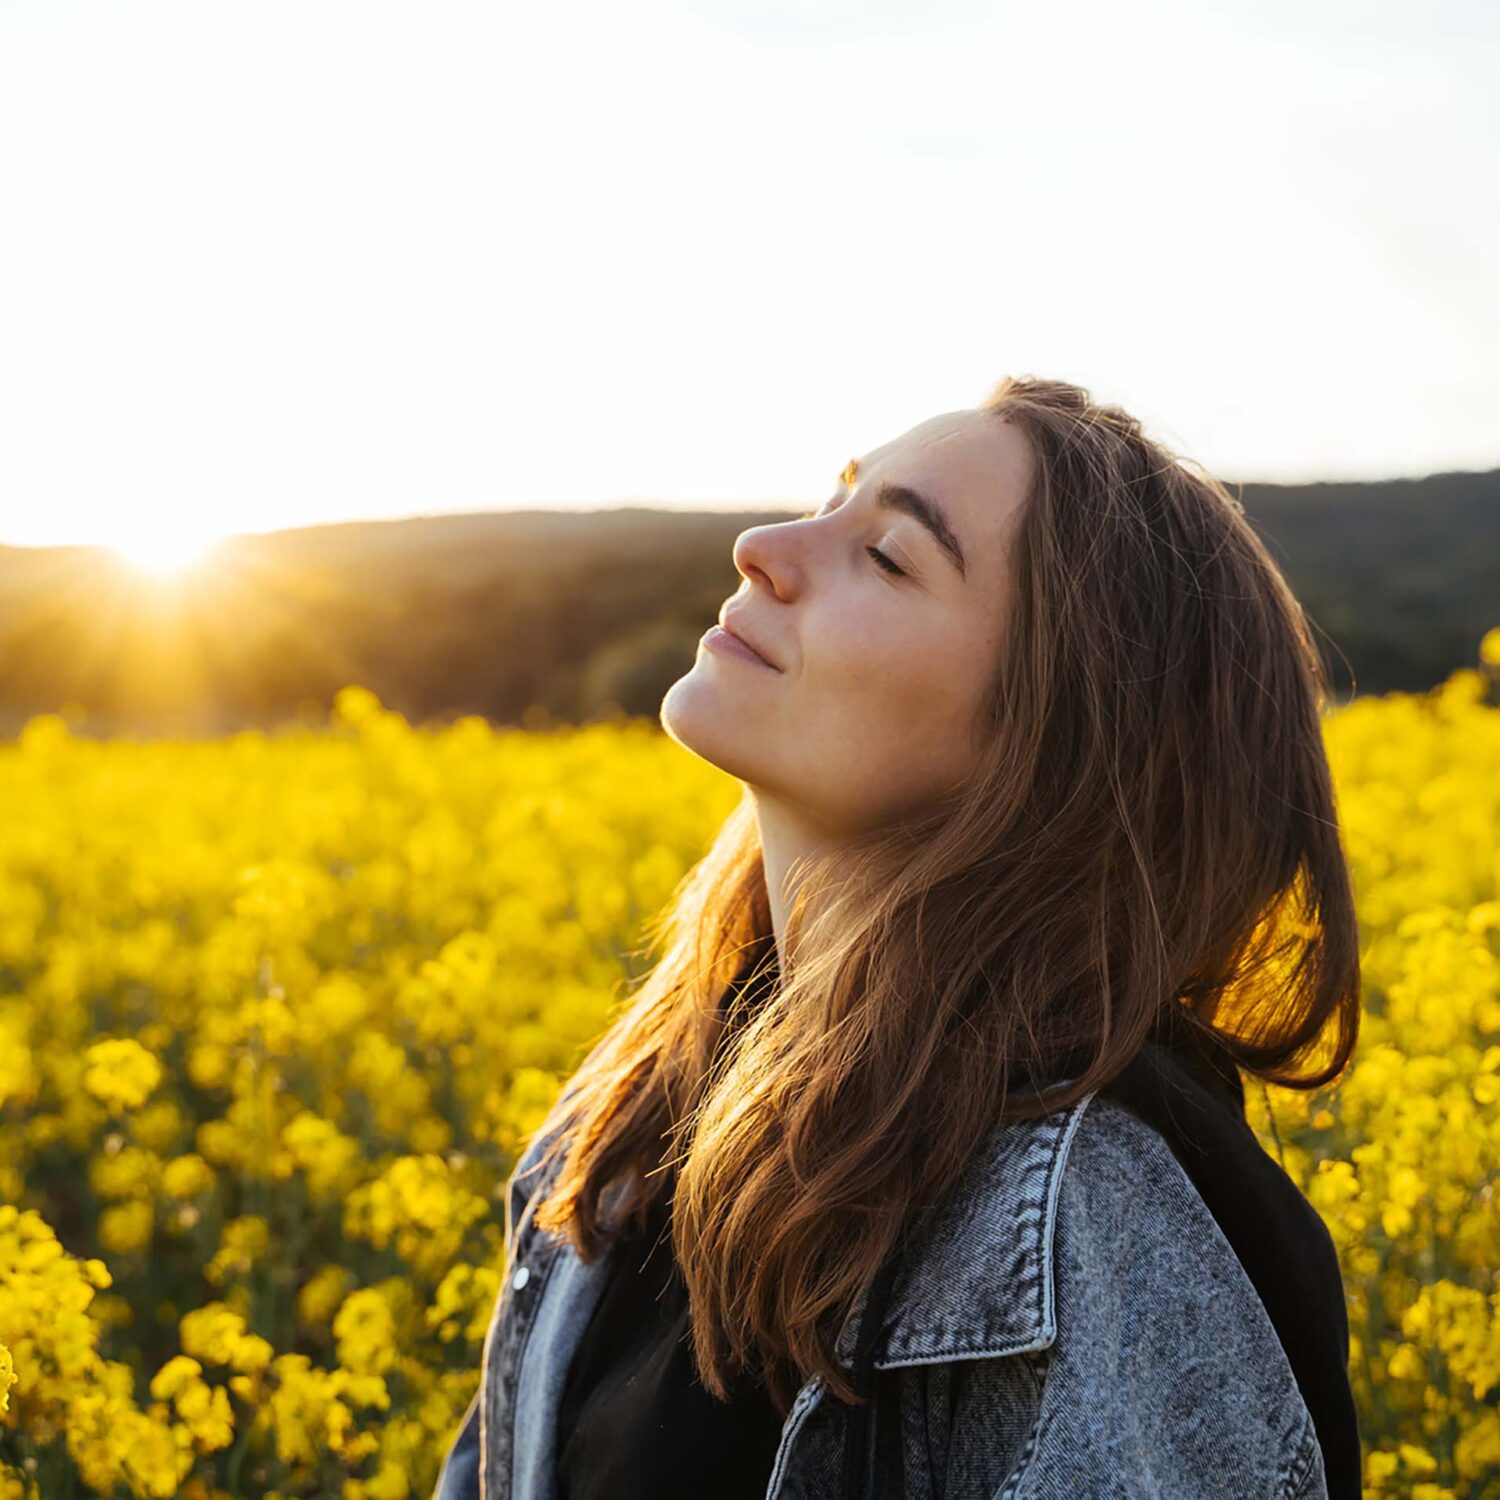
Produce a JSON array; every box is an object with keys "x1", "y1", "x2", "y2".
[{"x1": 223, "y1": 1410, "x2": 253, "y2": 1497}]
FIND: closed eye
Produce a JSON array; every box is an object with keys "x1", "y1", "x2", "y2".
[{"x1": 795, "y1": 505, "x2": 907, "y2": 579}]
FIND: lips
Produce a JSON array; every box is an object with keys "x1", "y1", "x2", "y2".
[{"x1": 716, "y1": 612, "x2": 779, "y2": 670}]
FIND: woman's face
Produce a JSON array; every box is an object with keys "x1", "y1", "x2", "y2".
[{"x1": 662, "y1": 407, "x2": 1033, "y2": 838}]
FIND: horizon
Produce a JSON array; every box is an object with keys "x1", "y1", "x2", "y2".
[{"x1": 1, "y1": 454, "x2": 1496, "y2": 565}]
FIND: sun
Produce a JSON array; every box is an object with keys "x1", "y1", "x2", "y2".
[{"x1": 108, "y1": 527, "x2": 225, "y2": 579}]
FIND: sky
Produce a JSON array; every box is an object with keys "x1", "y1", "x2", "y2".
[{"x1": 1, "y1": 0, "x2": 1496, "y2": 564}]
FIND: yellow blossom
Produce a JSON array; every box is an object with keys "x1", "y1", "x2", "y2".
[
  {"x1": 1, "y1": 659, "x2": 1495, "y2": 1492},
  {"x1": 82, "y1": 1037, "x2": 163, "y2": 1112}
]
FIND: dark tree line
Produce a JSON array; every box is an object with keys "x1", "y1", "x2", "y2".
[{"x1": 0, "y1": 467, "x2": 1495, "y2": 741}]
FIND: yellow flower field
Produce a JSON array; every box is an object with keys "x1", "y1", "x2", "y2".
[{"x1": 2, "y1": 633, "x2": 1499, "y2": 1499}]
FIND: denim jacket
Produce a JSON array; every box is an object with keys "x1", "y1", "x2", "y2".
[{"x1": 434, "y1": 1085, "x2": 1330, "y2": 1500}]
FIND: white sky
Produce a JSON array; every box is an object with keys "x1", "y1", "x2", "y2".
[{"x1": 1, "y1": 0, "x2": 1496, "y2": 555}]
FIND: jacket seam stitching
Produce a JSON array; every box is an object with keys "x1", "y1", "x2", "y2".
[
  {"x1": 992, "y1": 1355, "x2": 1049, "y2": 1500},
  {"x1": 1278, "y1": 1411, "x2": 1321, "y2": 1500},
  {"x1": 765, "y1": 1378, "x2": 826, "y2": 1498}
]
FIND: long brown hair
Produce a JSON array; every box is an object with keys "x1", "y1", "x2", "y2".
[{"x1": 522, "y1": 375, "x2": 1362, "y2": 1413}]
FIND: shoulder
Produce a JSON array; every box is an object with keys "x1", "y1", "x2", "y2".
[
  {"x1": 1058, "y1": 1089, "x2": 1231, "y2": 1244},
  {"x1": 1052, "y1": 1091, "x2": 1304, "y2": 1374},
  {"x1": 1051, "y1": 1091, "x2": 1289, "y2": 1333},
  {"x1": 1024, "y1": 1092, "x2": 1325, "y2": 1497}
]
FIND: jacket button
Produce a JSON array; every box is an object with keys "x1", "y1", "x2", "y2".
[{"x1": 513, "y1": 1265, "x2": 530, "y2": 1290}]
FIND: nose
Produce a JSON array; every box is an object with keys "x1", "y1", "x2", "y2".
[{"x1": 732, "y1": 518, "x2": 799, "y2": 595}]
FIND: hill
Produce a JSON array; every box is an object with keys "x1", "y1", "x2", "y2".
[{"x1": 0, "y1": 468, "x2": 1494, "y2": 738}]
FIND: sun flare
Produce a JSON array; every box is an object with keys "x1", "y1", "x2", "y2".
[{"x1": 108, "y1": 528, "x2": 225, "y2": 578}]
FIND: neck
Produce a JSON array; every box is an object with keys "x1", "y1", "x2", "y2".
[{"x1": 750, "y1": 792, "x2": 846, "y2": 972}]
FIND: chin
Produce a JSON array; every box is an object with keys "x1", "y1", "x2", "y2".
[
  {"x1": 659, "y1": 667, "x2": 715, "y2": 749},
  {"x1": 659, "y1": 669, "x2": 755, "y2": 777}
]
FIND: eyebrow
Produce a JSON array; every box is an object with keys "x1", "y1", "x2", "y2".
[{"x1": 839, "y1": 457, "x2": 968, "y2": 580}]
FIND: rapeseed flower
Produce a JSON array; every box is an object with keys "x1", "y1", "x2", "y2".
[{"x1": 0, "y1": 662, "x2": 1493, "y2": 1494}]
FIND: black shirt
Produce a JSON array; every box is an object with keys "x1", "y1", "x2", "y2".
[
  {"x1": 554, "y1": 1162, "x2": 786, "y2": 1500},
  {"x1": 554, "y1": 956, "x2": 1360, "y2": 1500}
]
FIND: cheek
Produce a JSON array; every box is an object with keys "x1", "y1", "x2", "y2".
[
  {"x1": 811, "y1": 615, "x2": 985, "y2": 747},
  {"x1": 892, "y1": 652, "x2": 985, "y2": 762}
]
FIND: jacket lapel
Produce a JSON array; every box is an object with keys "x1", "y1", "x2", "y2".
[{"x1": 831, "y1": 1087, "x2": 1099, "y2": 1371}]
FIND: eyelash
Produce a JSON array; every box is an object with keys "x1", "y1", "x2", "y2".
[{"x1": 795, "y1": 507, "x2": 906, "y2": 578}]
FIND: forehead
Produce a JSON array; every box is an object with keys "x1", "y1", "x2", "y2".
[{"x1": 855, "y1": 408, "x2": 1032, "y2": 564}]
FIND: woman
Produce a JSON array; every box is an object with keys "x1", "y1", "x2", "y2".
[{"x1": 435, "y1": 375, "x2": 1363, "y2": 1500}]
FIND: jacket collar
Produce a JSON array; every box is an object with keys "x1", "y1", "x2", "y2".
[
  {"x1": 719, "y1": 941, "x2": 1102, "y2": 1374},
  {"x1": 831, "y1": 1086, "x2": 1098, "y2": 1371}
]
